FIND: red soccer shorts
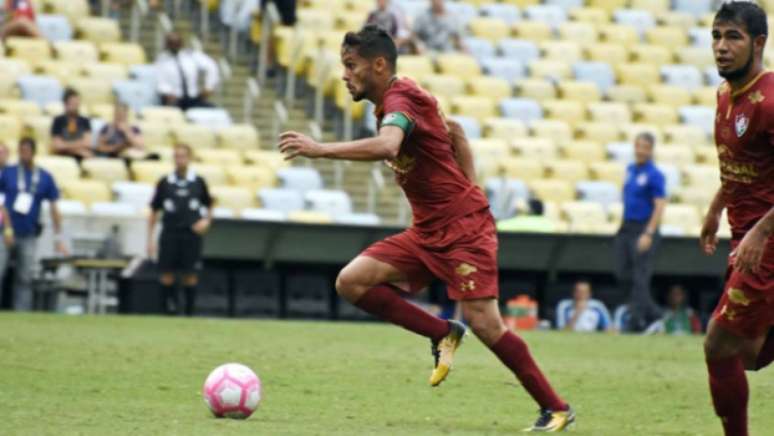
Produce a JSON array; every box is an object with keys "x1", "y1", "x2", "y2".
[
  {"x1": 361, "y1": 209, "x2": 499, "y2": 301},
  {"x1": 712, "y1": 239, "x2": 774, "y2": 339}
]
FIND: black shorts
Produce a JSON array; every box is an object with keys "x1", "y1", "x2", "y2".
[{"x1": 158, "y1": 231, "x2": 203, "y2": 273}]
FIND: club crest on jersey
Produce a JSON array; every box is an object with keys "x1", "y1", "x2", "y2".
[{"x1": 735, "y1": 113, "x2": 749, "y2": 137}]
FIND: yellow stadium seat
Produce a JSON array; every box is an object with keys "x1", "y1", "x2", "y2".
[
  {"x1": 656, "y1": 144, "x2": 696, "y2": 166},
  {"x1": 397, "y1": 56, "x2": 435, "y2": 80},
  {"x1": 646, "y1": 26, "x2": 689, "y2": 48},
  {"x1": 19, "y1": 115, "x2": 52, "y2": 143},
  {"x1": 196, "y1": 148, "x2": 243, "y2": 166},
  {"x1": 621, "y1": 124, "x2": 664, "y2": 143},
  {"x1": 37, "y1": 156, "x2": 82, "y2": 184},
  {"x1": 242, "y1": 150, "x2": 288, "y2": 170},
  {"x1": 62, "y1": 179, "x2": 111, "y2": 205},
  {"x1": 0, "y1": 115, "x2": 21, "y2": 142},
  {"x1": 676, "y1": 186, "x2": 716, "y2": 210},
  {"x1": 589, "y1": 0, "x2": 626, "y2": 14},
  {"x1": 420, "y1": 75, "x2": 466, "y2": 99},
  {"x1": 470, "y1": 139, "x2": 509, "y2": 162},
  {"x1": 54, "y1": 41, "x2": 99, "y2": 63},
  {"x1": 575, "y1": 122, "x2": 621, "y2": 143},
  {"x1": 287, "y1": 210, "x2": 333, "y2": 224},
  {"x1": 82, "y1": 158, "x2": 129, "y2": 184},
  {"x1": 136, "y1": 121, "x2": 172, "y2": 148},
  {"x1": 0, "y1": 99, "x2": 41, "y2": 118},
  {"x1": 558, "y1": 22, "x2": 600, "y2": 45},
  {"x1": 531, "y1": 120, "x2": 572, "y2": 145},
  {"x1": 6, "y1": 37, "x2": 51, "y2": 63},
  {"x1": 502, "y1": 0, "x2": 539, "y2": 6},
  {"x1": 693, "y1": 87, "x2": 717, "y2": 106},
  {"x1": 683, "y1": 164, "x2": 720, "y2": 187},
  {"x1": 218, "y1": 124, "x2": 260, "y2": 150},
  {"x1": 498, "y1": 157, "x2": 544, "y2": 181},
  {"x1": 191, "y1": 163, "x2": 227, "y2": 185},
  {"x1": 530, "y1": 179, "x2": 575, "y2": 203},
  {"x1": 210, "y1": 185, "x2": 255, "y2": 211},
  {"x1": 100, "y1": 43, "x2": 146, "y2": 65},
  {"x1": 585, "y1": 43, "x2": 628, "y2": 64},
  {"x1": 132, "y1": 161, "x2": 173, "y2": 184},
  {"x1": 142, "y1": 107, "x2": 186, "y2": 124},
  {"x1": 633, "y1": 103, "x2": 679, "y2": 126},
  {"x1": 628, "y1": 44, "x2": 673, "y2": 65},
  {"x1": 617, "y1": 63, "x2": 661, "y2": 87},
  {"x1": 66, "y1": 78, "x2": 113, "y2": 106},
  {"x1": 664, "y1": 124, "x2": 709, "y2": 145},
  {"x1": 569, "y1": 7, "x2": 610, "y2": 26},
  {"x1": 657, "y1": 11, "x2": 697, "y2": 30},
  {"x1": 90, "y1": 103, "x2": 135, "y2": 121},
  {"x1": 606, "y1": 85, "x2": 648, "y2": 104},
  {"x1": 630, "y1": 0, "x2": 670, "y2": 14},
  {"x1": 694, "y1": 145, "x2": 719, "y2": 166},
  {"x1": 469, "y1": 17, "x2": 510, "y2": 43},
  {"x1": 451, "y1": 96, "x2": 497, "y2": 122},
  {"x1": 512, "y1": 21, "x2": 553, "y2": 42},
  {"x1": 541, "y1": 41, "x2": 583, "y2": 63},
  {"x1": 41, "y1": 0, "x2": 90, "y2": 22},
  {"x1": 274, "y1": 28, "x2": 316, "y2": 70},
  {"x1": 561, "y1": 201, "x2": 609, "y2": 234},
  {"x1": 589, "y1": 161, "x2": 626, "y2": 185},
  {"x1": 296, "y1": 9, "x2": 335, "y2": 29},
  {"x1": 648, "y1": 85, "x2": 693, "y2": 108},
  {"x1": 545, "y1": 160, "x2": 590, "y2": 184},
  {"x1": 76, "y1": 17, "x2": 121, "y2": 43},
  {"x1": 334, "y1": 80, "x2": 366, "y2": 120},
  {"x1": 467, "y1": 76, "x2": 511, "y2": 99},
  {"x1": 43, "y1": 102, "x2": 63, "y2": 116},
  {"x1": 0, "y1": 58, "x2": 32, "y2": 78},
  {"x1": 82, "y1": 63, "x2": 128, "y2": 81},
  {"x1": 226, "y1": 165, "x2": 276, "y2": 191},
  {"x1": 482, "y1": 118, "x2": 528, "y2": 140},
  {"x1": 436, "y1": 54, "x2": 481, "y2": 78},
  {"x1": 511, "y1": 138, "x2": 558, "y2": 160},
  {"x1": 541, "y1": 100, "x2": 586, "y2": 125},
  {"x1": 560, "y1": 140, "x2": 606, "y2": 164},
  {"x1": 598, "y1": 24, "x2": 640, "y2": 47},
  {"x1": 529, "y1": 60, "x2": 572, "y2": 80},
  {"x1": 335, "y1": 12, "x2": 362, "y2": 32},
  {"x1": 32, "y1": 60, "x2": 78, "y2": 82},
  {"x1": 0, "y1": 76, "x2": 18, "y2": 99},
  {"x1": 515, "y1": 79, "x2": 557, "y2": 101},
  {"x1": 587, "y1": 102, "x2": 632, "y2": 124},
  {"x1": 558, "y1": 81, "x2": 601, "y2": 103},
  {"x1": 662, "y1": 204, "x2": 701, "y2": 236},
  {"x1": 173, "y1": 124, "x2": 218, "y2": 149},
  {"x1": 304, "y1": 0, "x2": 347, "y2": 9}
]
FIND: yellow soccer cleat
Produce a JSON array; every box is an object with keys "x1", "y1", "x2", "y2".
[
  {"x1": 429, "y1": 320, "x2": 466, "y2": 387},
  {"x1": 523, "y1": 407, "x2": 576, "y2": 432}
]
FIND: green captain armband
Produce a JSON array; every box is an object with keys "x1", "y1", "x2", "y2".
[{"x1": 382, "y1": 112, "x2": 415, "y2": 136}]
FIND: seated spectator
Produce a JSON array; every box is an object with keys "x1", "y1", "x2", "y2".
[
  {"x1": 366, "y1": 0, "x2": 410, "y2": 51},
  {"x1": 655, "y1": 285, "x2": 702, "y2": 335},
  {"x1": 556, "y1": 280, "x2": 612, "y2": 332},
  {"x1": 411, "y1": 0, "x2": 465, "y2": 54},
  {"x1": 497, "y1": 198, "x2": 556, "y2": 233},
  {"x1": 1, "y1": 0, "x2": 41, "y2": 40},
  {"x1": 96, "y1": 102, "x2": 145, "y2": 159},
  {"x1": 155, "y1": 32, "x2": 221, "y2": 111},
  {"x1": 51, "y1": 88, "x2": 93, "y2": 159}
]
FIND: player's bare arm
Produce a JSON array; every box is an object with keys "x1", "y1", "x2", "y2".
[
  {"x1": 734, "y1": 206, "x2": 774, "y2": 274},
  {"x1": 700, "y1": 187, "x2": 726, "y2": 255},
  {"x1": 278, "y1": 125, "x2": 403, "y2": 161},
  {"x1": 446, "y1": 118, "x2": 476, "y2": 182},
  {"x1": 638, "y1": 198, "x2": 666, "y2": 253}
]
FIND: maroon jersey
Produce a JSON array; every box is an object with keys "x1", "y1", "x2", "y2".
[
  {"x1": 714, "y1": 71, "x2": 774, "y2": 238},
  {"x1": 375, "y1": 78, "x2": 489, "y2": 232}
]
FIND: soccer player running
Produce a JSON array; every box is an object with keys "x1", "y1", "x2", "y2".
[
  {"x1": 701, "y1": 3, "x2": 774, "y2": 436},
  {"x1": 278, "y1": 25, "x2": 573, "y2": 432}
]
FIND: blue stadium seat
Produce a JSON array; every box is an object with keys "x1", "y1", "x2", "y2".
[
  {"x1": 680, "y1": 105, "x2": 716, "y2": 136},
  {"x1": 606, "y1": 142, "x2": 634, "y2": 163},
  {"x1": 485, "y1": 178, "x2": 529, "y2": 220},
  {"x1": 112, "y1": 181, "x2": 154, "y2": 210},
  {"x1": 334, "y1": 213, "x2": 381, "y2": 226},
  {"x1": 524, "y1": 5, "x2": 567, "y2": 29},
  {"x1": 241, "y1": 207, "x2": 287, "y2": 221},
  {"x1": 36, "y1": 14, "x2": 73, "y2": 42},
  {"x1": 674, "y1": 0, "x2": 712, "y2": 18},
  {"x1": 463, "y1": 37, "x2": 496, "y2": 61},
  {"x1": 394, "y1": 0, "x2": 427, "y2": 20},
  {"x1": 17, "y1": 75, "x2": 63, "y2": 106},
  {"x1": 305, "y1": 189, "x2": 352, "y2": 216},
  {"x1": 545, "y1": 0, "x2": 583, "y2": 10},
  {"x1": 689, "y1": 27, "x2": 713, "y2": 48},
  {"x1": 112, "y1": 80, "x2": 157, "y2": 111},
  {"x1": 277, "y1": 167, "x2": 323, "y2": 192},
  {"x1": 573, "y1": 62, "x2": 615, "y2": 93},
  {"x1": 704, "y1": 66, "x2": 723, "y2": 87},
  {"x1": 576, "y1": 181, "x2": 620, "y2": 208},
  {"x1": 480, "y1": 57, "x2": 527, "y2": 83},
  {"x1": 447, "y1": 115, "x2": 481, "y2": 139},
  {"x1": 479, "y1": 3, "x2": 521, "y2": 25},
  {"x1": 445, "y1": 2, "x2": 478, "y2": 27},
  {"x1": 613, "y1": 9, "x2": 655, "y2": 37},
  {"x1": 499, "y1": 98, "x2": 543, "y2": 123},
  {"x1": 129, "y1": 64, "x2": 157, "y2": 88},
  {"x1": 258, "y1": 188, "x2": 305, "y2": 214},
  {"x1": 498, "y1": 39, "x2": 540, "y2": 63},
  {"x1": 661, "y1": 65, "x2": 703, "y2": 90},
  {"x1": 657, "y1": 163, "x2": 681, "y2": 196},
  {"x1": 186, "y1": 108, "x2": 232, "y2": 127}
]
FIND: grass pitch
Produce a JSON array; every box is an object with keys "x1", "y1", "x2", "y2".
[{"x1": 1, "y1": 313, "x2": 773, "y2": 436}]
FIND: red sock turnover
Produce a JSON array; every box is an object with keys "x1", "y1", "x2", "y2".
[{"x1": 355, "y1": 284, "x2": 450, "y2": 341}]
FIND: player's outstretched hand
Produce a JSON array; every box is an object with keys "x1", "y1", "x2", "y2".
[
  {"x1": 699, "y1": 212, "x2": 720, "y2": 255},
  {"x1": 278, "y1": 131, "x2": 323, "y2": 160},
  {"x1": 734, "y1": 227, "x2": 765, "y2": 275}
]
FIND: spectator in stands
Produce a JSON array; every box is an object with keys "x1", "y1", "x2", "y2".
[
  {"x1": 51, "y1": 88, "x2": 93, "y2": 160},
  {"x1": 497, "y1": 198, "x2": 556, "y2": 233},
  {"x1": 147, "y1": 144, "x2": 213, "y2": 316},
  {"x1": 155, "y1": 32, "x2": 221, "y2": 111},
  {"x1": 0, "y1": 138, "x2": 68, "y2": 310},
  {"x1": 96, "y1": 102, "x2": 145, "y2": 159},
  {"x1": 1, "y1": 0, "x2": 41, "y2": 40},
  {"x1": 614, "y1": 132, "x2": 666, "y2": 332},
  {"x1": 655, "y1": 285, "x2": 702, "y2": 335},
  {"x1": 411, "y1": 0, "x2": 465, "y2": 54},
  {"x1": 366, "y1": 0, "x2": 410, "y2": 51},
  {"x1": 556, "y1": 280, "x2": 611, "y2": 332}
]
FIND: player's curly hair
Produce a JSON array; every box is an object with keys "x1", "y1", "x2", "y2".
[
  {"x1": 715, "y1": 1, "x2": 768, "y2": 39},
  {"x1": 342, "y1": 24, "x2": 397, "y2": 71}
]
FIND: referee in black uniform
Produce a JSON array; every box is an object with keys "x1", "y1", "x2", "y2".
[{"x1": 147, "y1": 144, "x2": 213, "y2": 315}]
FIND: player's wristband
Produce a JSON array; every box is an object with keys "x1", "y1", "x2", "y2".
[{"x1": 381, "y1": 112, "x2": 415, "y2": 136}]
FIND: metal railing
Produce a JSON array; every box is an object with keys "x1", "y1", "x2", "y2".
[
  {"x1": 199, "y1": 0, "x2": 210, "y2": 42},
  {"x1": 130, "y1": 0, "x2": 149, "y2": 43},
  {"x1": 273, "y1": 100, "x2": 288, "y2": 141},
  {"x1": 258, "y1": 2, "x2": 281, "y2": 85},
  {"x1": 243, "y1": 78, "x2": 261, "y2": 124}
]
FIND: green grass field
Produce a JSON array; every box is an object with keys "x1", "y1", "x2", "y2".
[{"x1": 1, "y1": 313, "x2": 772, "y2": 436}]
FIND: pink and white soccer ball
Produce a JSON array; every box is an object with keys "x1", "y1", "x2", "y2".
[{"x1": 202, "y1": 363, "x2": 261, "y2": 419}]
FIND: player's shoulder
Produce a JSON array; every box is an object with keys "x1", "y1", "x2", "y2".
[{"x1": 753, "y1": 70, "x2": 774, "y2": 105}]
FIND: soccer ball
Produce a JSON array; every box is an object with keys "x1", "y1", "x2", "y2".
[{"x1": 202, "y1": 363, "x2": 261, "y2": 419}]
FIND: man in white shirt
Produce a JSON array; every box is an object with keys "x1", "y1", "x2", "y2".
[
  {"x1": 155, "y1": 32, "x2": 221, "y2": 111},
  {"x1": 555, "y1": 280, "x2": 612, "y2": 332}
]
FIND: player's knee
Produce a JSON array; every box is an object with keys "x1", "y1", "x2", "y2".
[
  {"x1": 335, "y1": 269, "x2": 365, "y2": 302},
  {"x1": 463, "y1": 306, "x2": 506, "y2": 345},
  {"x1": 703, "y1": 335, "x2": 738, "y2": 361}
]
